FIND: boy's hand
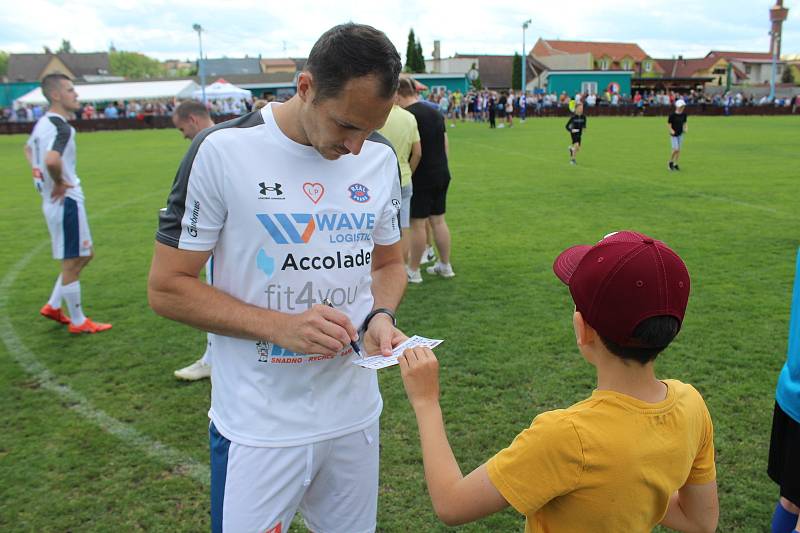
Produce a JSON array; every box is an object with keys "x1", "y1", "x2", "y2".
[{"x1": 399, "y1": 347, "x2": 440, "y2": 410}]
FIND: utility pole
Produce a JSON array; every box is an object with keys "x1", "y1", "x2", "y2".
[
  {"x1": 193, "y1": 23, "x2": 206, "y2": 105},
  {"x1": 522, "y1": 19, "x2": 531, "y2": 95}
]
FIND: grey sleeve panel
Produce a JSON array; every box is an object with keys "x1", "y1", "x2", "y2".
[
  {"x1": 156, "y1": 111, "x2": 266, "y2": 248},
  {"x1": 366, "y1": 131, "x2": 401, "y2": 189},
  {"x1": 48, "y1": 116, "x2": 71, "y2": 154},
  {"x1": 366, "y1": 131, "x2": 403, "y2": 236}
]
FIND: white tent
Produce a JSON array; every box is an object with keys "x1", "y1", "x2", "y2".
[
  {"x1": 15, "y1": 79, "x2": 201, "y2": 106},
  {"x1": 193, "y1": 78, "x2": 253, "y2": 101}
]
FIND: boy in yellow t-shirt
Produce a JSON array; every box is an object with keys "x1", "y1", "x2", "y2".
[{"x1": 399, "y1": 230, "x2": 719, "y2": 532}]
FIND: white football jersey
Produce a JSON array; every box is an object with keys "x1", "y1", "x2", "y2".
[
  {"x1": 26, "y1": 112, "x2": 84, "y2": 203},
  {"x1": 158, "y1": 103, "x2": 401, "y2": 447}
]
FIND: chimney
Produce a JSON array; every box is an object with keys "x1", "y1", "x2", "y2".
[
  {"x1": 770, "y1": 0, "x2": 789, "y2": 57},
  {"x1": 433, "y1": 40, "x2": 441, "y2": 73}
]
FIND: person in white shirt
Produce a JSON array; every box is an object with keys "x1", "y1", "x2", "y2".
[
  {"x1": 24, "y1": 73, "x2": 112, "y2": 334},
  {"x1": 148, "y1": 23, "x2": 406, "y2": 533}
]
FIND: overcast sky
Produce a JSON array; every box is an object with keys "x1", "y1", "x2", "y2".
[{"x1": 2, "y1": 0, "x2": 798, "y2": 62}]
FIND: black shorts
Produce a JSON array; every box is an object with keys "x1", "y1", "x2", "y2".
[
  {"x1": 570, "y1": 132, "x2": 582, "y2": 144},
  {"x1": 410, "y1": 180, "x2": 450, "y2": 218},
  {"x1": 768, "y1": 402, "x2": 800, "y2": 507}
]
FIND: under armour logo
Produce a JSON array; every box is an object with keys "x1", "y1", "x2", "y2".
[{"x1": 259, "y1": 182, "x2": 283, "y2": 196}]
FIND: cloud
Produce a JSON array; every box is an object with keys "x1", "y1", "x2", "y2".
[{"x1": 0, "y1": 0, "x2": 797, "y2": 61}]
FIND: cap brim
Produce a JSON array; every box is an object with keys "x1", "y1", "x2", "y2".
[{"x1": 553, "y1": 245, "x2": 592, "y2": 285}]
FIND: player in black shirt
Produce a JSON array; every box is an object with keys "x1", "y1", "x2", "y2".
[
  {"x1": 396, "y1": 77, "x2": 456, "y2": 283},
  {"x1": 565, "y1": 103, "x2": 587, "y2": 165},
  {"x1": 667, "y1": 100, "x2": 688, "y2": 171}
]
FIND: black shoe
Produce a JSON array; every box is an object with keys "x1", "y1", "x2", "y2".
[
  {"x1": 668, "y1": 161, "x2": 674, "y2": 171},
  {"x1": 673, "y1": 164, "x2": 680, "y2": 171}
]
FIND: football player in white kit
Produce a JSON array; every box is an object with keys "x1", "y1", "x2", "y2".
[
  {"x1": 148, "y1": 24, "x2": 407, "y2": 533},
  {"x1": 25, "y1": 73, "x2": 111, "y2": 334}
]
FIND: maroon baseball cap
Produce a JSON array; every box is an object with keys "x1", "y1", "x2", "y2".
[{"x1": 552, "y1": 231, "x2": 690, "y2": 347}]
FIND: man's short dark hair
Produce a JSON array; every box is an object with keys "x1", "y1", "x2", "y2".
[
  {"x1": 41, "y1": 73, "x2": 72, "y2": 103},
  {"x1": 599, "y1": 315, "x2": 680, "y2": 365},
  {"x1": 174, "y1": 100, "x2": 210, "y2": 121},
  {"x1": 304, "y1": 23, "x2": 401, "y2": 102}
]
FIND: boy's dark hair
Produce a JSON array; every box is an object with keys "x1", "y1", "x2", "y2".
[
  {"x1": 41, "y1": 73, "x2": 72, "y2": 103},
  {"x1": 599, "y1": 315, "x2": 680, "y2": 365},
  {"x1": 304, "y1": 23, "x2": 401, "y2": 102},
  {"x1": 174, "y1": 100, "x2": 210, "y2": 121},
  {"x1": 397, "y1": 76, "x2": 417, "y2": 97}
]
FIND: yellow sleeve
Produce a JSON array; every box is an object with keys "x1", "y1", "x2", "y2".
[
  {"x1": 486, "y1": 410, "x2": 584, "y2": 516},
  {"x1": 687, "y1": 393, "x2": 716, "y2": 484}
]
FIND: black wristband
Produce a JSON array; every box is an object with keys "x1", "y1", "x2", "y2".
[{"x1": 362, "y1": 308, "x2": 396, "y2": 332}]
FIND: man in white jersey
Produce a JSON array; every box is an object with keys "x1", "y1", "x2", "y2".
[
  {"x1": 148, "y1": 23, "x2": 406, "y2": 533},
  {"x1": 24, "y1": 73, "x2": 112, "y2": 334},
  {"x1": 171, "y1": 100, "x2": 216, "y2": 381}
]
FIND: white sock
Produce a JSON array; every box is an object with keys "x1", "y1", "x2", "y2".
[
  {"x1": 47, "y1": 274, "x2": 63, "y2": 309},
  {"x1": 62, "y1": 281, "x2": 86, "y2": 326}
]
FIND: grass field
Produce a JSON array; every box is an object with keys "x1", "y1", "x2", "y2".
[{"x1": 0, "y1": 114, "x2": 798, "y2": 532}]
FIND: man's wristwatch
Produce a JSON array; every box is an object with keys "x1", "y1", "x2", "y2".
[{"x1": 362, "y1": 308, "x2": 396, "y2": 332}]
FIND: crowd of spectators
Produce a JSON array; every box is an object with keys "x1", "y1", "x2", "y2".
[
  {"x1": 0, "y1": 95, "x2": 286, "y2": 123},
  {"x1": 2, "y1": 86, "x2": 796, "y2": 124},
  {"x1": 421, "y1": 87, "x2": 799, "y2": 124}
]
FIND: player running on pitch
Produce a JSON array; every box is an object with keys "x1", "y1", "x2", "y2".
[
  {"x1": 565, "y1": 103, "x2": 587, "y2": 165},
  {"x1": 668, "y1": 99, "x2": 688, "y2": 171}
]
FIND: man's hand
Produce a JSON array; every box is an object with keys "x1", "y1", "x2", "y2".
[
  {"x1": 363, "y1": 313, "x2": 406, "y2": 357},
  {"x1": 275, "y1": 304, "x2": 359, "y2": 356},
  {"x1": 51, "y1": 181, "x2": 74, "y2": 201},
  {"x1": 399, "y1": 347, "x2": 440, "y2": 409}
]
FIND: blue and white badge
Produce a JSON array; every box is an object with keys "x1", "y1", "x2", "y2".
[{"x1": 348, "y1": 184, "x2": 370, "y2": 203}]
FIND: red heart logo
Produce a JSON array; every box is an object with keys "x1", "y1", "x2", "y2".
[{"x1": 303, "y1": 182, "x2": 324, "y2": 204}]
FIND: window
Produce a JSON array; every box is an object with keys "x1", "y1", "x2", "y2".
[
  {"x1": 644, "y1": 61, "x2": 652, "y2": 73},
  {"x1": 745, "y1": 64, "x2": 752, "y2": 74},
  {"x1": 622, "y1": 60, "x2": 630, "y2": 70},
  {"x1": 712, "y1": 67, "x2": 726, "y2": 75},
  {"x1": 581, "y1": 81, "x2": 598, "y2": 94},
  {"x1": 598, "y1": 58, "x2": 609, "y2": 70}
]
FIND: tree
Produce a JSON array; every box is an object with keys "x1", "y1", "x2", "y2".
[
  {"x1": 512, "y1": 52, "x2": 522, "y2": 91},
  {"x1": 0, "y1": 51, "x2": 8, "y2": 78},
  {"x1": 469, "y1": 62, "x2": 482, "y2": 90},
  {"x1": 57, "y1": 39, "x2": 74, "y2": 54},
  {"x1": 109, "y1": 50, "x2": 164, "y2": 79},
  {"x1": 404, "y1": 29, "x2": 417, "y2": 72},
  {"x1": 414, "y1": 40, "x2": 425, "y2": 73},
  {"x1": 43, "y1": 45, "x2": 53, "y2": 54},
  {"x1": 781, "y1": 65, "x2": 795, "y2": 84}
]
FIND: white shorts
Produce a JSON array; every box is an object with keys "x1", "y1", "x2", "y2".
[
  {"x1": 210, "y1": 420, "x2": 379, "y2": 533},
  {"x1": 671, "y1": 134, "x2": 684, "y2": 151},
  {"x1": 400, "y1": 184, "x2": 413, "y2": 229},
  {"x1": 43, "y1": 197, "x2": 92, "y2": 260}
]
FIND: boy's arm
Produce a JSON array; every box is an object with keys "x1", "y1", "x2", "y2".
[
  {"x1": 659, "y1": 480, "x2": 718, "y2": 533},
  {"x1": 399, "y1": 347, "x2": 509, "y2": 526}
]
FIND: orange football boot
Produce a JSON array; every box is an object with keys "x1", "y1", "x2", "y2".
[
  {"x1": 68, "y1": 318, "x2": 113, "y2": 334},
  {"x1": 40, "y1": 304, "x2": 71, "y2": 325}
]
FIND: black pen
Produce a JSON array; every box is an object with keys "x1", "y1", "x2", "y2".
[{"x1": 322, "y1": 298, "x2": 364, "y2": 359}]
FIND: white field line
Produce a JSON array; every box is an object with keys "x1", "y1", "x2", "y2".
[{"x1": 0, "y1": 197, "x2": 210, "y2": 487}]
